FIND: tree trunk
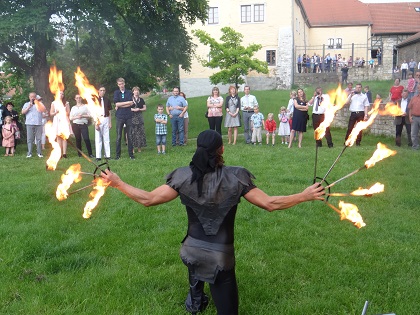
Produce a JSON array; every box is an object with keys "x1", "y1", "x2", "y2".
[{"x1": 32, "y1": 33, "x2": 53, "y2": 107}]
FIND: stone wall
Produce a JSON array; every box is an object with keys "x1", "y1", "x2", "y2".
[
  {"x1": 330, "y1": 105, "x2": 395, "y2": 138},
  {"x1": 398, "y1": 42, "x2": 420, "y2": 66},
  {"x1": 276, "y1": 26, "x2": 294, "y2": 89},
  {"x1": 293, "y1": 66, "x2": 392, "y2": 88}
]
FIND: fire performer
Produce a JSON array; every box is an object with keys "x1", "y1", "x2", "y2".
[
  {"x1": 101, "y1": 129, "x2": 325, "y2": 315},
  {"x1": 308, "y1": 87, "x2": 334, "y2": 148},
  {"x1": 344, "y1": 83, "x2": 370, "y2": 146}
]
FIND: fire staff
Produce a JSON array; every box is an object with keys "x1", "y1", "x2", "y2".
[{"x1": 101, "y1": 130, "x2": 324, "y2": 315}]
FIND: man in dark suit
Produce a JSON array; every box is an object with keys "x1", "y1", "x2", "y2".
[
  {"x1": 95, "y1": 86, "x2": 113, "y2": 160},
  {"x1": 394, "y1": 89, "x2": 412, "y2": 147}
]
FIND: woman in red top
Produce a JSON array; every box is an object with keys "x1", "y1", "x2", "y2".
[{"x1": 389, "y1": 78, "x2": 404, "y2": 103}]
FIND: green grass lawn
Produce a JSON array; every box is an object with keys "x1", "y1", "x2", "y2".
[{"x1": 1, "y1": 82, "x2": 418, "y2": 314}]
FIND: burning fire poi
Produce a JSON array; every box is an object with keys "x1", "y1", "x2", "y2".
[
  {"x1": 48, "y1": 66, "x2": 110, "y2": 218},
  {"x1": 46, "y1": 65, "x2": 72, "y2": 170},
  {"x1": 313, "y1": 87, "x2": 399, "y2": 229}
]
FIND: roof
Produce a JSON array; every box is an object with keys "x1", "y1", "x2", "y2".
[
  {"x1": 396, "y1": 32, "x2": 420, "y2": 47},
  {"x1": 299, "y1": 0, "x2": 372, "y2": 27},
  {"x1": 299, "y1": 0, "x2": 420, "y2": 34},
  {"x1": 368, "y1": 3, "x2": 420, "y2": 35}
]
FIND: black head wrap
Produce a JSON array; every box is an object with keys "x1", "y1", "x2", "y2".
[{"x1": 190, "y1": 130, "x2": 223, "y2": 196}]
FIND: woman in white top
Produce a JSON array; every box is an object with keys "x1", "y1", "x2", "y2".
[
  {"x1": 69, "y1": 95, "x2": 94, "y2": 157},
  {"x1": 50, "y1": 90, "x2": 71, "y2": 158}
]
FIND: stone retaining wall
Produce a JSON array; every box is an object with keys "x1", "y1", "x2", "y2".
[
  {"x1": 293, "y1": 66, "x2": 393, "y2": 88},
  {"x1": 330, "y1": 105, "x2": 395, "y2": 138}
]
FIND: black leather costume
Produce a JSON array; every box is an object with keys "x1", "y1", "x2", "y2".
[{"x1": 166, "y1": 165, "x2": 256, "y2": 314}]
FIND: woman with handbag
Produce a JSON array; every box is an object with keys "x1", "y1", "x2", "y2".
[{"x1": 206, "y1": 87, "x2": 224, "y2": 135}]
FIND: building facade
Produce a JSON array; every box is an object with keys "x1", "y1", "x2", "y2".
[{"x1": 180, "y1": 0, "x2": 420, "y2": 97}]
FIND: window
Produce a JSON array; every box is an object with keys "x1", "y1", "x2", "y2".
[
  {"x1": 241, "y1": 4, "x2": 265, "y2": 23},
  {"x1": 254, "y1": 4, "x2": 264, "y2": 22},
  {"x1": 328, "y1": 38, "x2": 334, "y2": 49},
  {"x1": 266, "y1": 50, "x2": 276, "y2": 66},
  {"x1": 208, "y1": 7, "x2": 219, "y2": 25},
  {"x1": 336, "y1": 38, "x2": 342, "y2": 49},
  {"x1": 241, "y1": 5, "x2": 251, "y2": 23}
]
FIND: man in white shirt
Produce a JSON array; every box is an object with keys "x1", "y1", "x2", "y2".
[
  {"x1": 95, "y1": 86, "x2": 113, "y2": 161},
  {"x1": 308, "y1": 87, "x2": 333, "y2": 148},
  {"x1": 240, "y1": 86, "x2": 258, "y2": 144},
  {"x1": 401, "y1": 60, "x2": 409, "y2": 80},
  {"x1": 344, "y1": 83, "x2": 370, "y2": 146},
  {"x1": 394, "y1": 89, "x2": 412, "y2": 147}
]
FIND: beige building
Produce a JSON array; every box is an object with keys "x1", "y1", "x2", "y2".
[{"x1": 180, "y1": 0, "x2": 420, "y2": 97}]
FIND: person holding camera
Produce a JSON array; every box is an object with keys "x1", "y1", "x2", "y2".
[
  {"x1": 308, "y1": 87, "x2": 334, "y2": 148},
  {"x1": 344, "y1": 83, "x2": 370, "y2": 146},
  {"x1": 21, "y1": 92, "x2": 46, "y2": 158}
]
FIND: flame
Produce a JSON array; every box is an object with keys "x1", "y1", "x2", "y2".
[
  {"x1": 83, "y1": 177, "x2": 110, "y2": 219},
  {"x1": 46, "y1": 65, "x2": 71, "y2": 169},
  {"x1": 344, "y1": 99, "x2": 380, "y2": 146},
  {"x1": 49, "y1": 65, "x2": 71, "y2": 139},
  {"x1": 379, "y1": 102, "x2": 404, "y2": 116},
  {"x1": 45, "y1": 121, "x2": 62, "y2": 170},
  {"x1": 56, "y1": 164, "x2": 82, "y2": 201},
  {"x1": 74, "y1": 67, "x2": 102, "y2": 126},
  {"x1": 345, "y1": 99, "x2": 404, "y2": 146},
  {"x1": 339, "y1": 201, "x2": 366, "y2": 228},
  {"x1": 350, "y1": 182, "x2": 384, "y2": 196},
  {"x1": 315, "y1": 85, "x2": 348, "y2": 140},
  {"x1": 365, "y1": 143, "x2": 397, "y2": 168}
]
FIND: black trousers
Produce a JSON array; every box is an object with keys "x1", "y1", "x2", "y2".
[
  {"x1": 345, "y1": 112, "x2": 365, "y2": 145},
  {"x1": 116, "y1": 117, "x2": 133, "y2": 158},
  {"x1": 312, "y1": 113, "x2": 333, "y2": 147},
  {"x1": 208, "y1": 116, "x2": 223, "y2": 135},
  {"x1": 395, "y1": 117, "x2": 412, "y2": 146},
  {"x1": 186, "y1": 266, "x2": 238, "y2": 315},
  {"x1": 71, "y1": 123, "x2": 93, "y2": 156}
]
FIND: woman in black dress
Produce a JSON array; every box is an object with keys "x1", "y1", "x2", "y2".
[
  {"x1": 131, "y1": 86, "x2": 147, "y2": 153},
  {"x1": 288, "y1": 88, "x2": 308, "y2": 148}
]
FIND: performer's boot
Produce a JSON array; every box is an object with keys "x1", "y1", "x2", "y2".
[{"x1": 185, "y1": 274, "x2": 209, "y2": 314}]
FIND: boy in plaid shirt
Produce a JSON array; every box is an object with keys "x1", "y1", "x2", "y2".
[
  {"x1": 250, "y1": 106, "x2": 264, "y2": 145},
  {"x1": 154, "y1": 104, "x2": 168, "y2": 154}
]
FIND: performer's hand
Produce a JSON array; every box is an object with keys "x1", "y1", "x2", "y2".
[
  {"x1": 101, "y1": 169, "x2": 123, "y2": 188},
  {"x1": 302, "y1": 182, "x2": 325, "y2": 201}
]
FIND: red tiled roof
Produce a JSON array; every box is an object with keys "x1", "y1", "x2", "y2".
[
  {"x1": 368, "y1": 3, "x2": 420, "y2": 35},
  {"x1": 396, "y1": 32, "x2": 420, "y2": 47},
  {"x1": 300, "y1": 0, "x2": 420, "y2": 35},
  {"x1": 300, "y1": 0, "x2": 372, "y2": 27}
]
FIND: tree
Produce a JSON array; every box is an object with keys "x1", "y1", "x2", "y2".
[
  {"x1": 0, "y1": 0, "x2": 208, "y2": 105},
  {"x1": 193, "y1": 26, "x2": 268, "y2": 89}
]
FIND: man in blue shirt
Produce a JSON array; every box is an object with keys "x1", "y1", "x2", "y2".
[
  {"x1": 166, "y1": 87, "x2": 187, "y2": 146},
  {"x1": 113, "y1": 78, "x2": 135, "y2": 160}
]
